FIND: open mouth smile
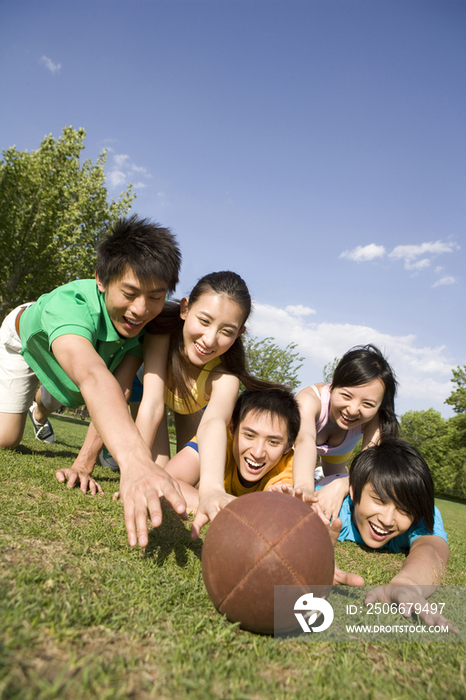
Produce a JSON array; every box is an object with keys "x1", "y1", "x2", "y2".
[
  {"x1": 194, "y1": 342, "x2": 214, "y2": 356},
  {"x1": 341, "y1": 413, "x2": 359, "y2": 425},
  {"x1": 123, "y1": 316, "x2": 144, "y2": 329},
  {"x1": 369, "y1": 521, "x2": 393, "y2": 541},
  {"x1": 244, "y1": 457, "x2": 266, "y2": 473}
]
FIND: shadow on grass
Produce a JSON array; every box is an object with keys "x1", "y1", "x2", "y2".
[
  {"x1": 92, "y1": 472, "x2": 120, "y2": 486},
  {"x1": 14, "y1": 444, "x2": 78, "y2": 460},
  {"x1": 51, "y1": 414, "x2": 90, "y2": 427},
  {"x1": 436, "y1": 494, "x2": 466, "y2": 506},
  {"x1": 144, "y1": 509, "x2": 203, "y2": 568}
]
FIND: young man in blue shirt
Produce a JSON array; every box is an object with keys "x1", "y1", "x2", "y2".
[{"x1": 324, "y1": 439, "x2": 450, "y2": 626}]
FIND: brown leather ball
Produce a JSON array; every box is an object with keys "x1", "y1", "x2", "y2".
[{"x1": 202, "y1": 491, "x2": 334, "y2": 634}]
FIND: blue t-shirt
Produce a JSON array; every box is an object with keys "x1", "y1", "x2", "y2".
[{"x1": 316, "y1": 487, "x2": 448, "y2": 553}]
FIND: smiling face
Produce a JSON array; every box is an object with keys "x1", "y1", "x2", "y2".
[
  {"x1": 96, "y1": 267, "x2": 168, "y2": 338},
  {"x1": 180, "y1": 291, "x2": 245, "y2": 367},
  {"x1": 232, "y1": 410, "x2": 290, "y2": 484},
  {"x1": 329, "y1": 379, "x2": 385, "y2": 430},
  {"x1": 350, "y1": 482, "x2": 414, "y2": 549}
]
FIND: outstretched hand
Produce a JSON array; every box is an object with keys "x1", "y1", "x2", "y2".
[
  {"x1": 119, "y1": 462, "x2": 187, "y2": 547},
  {"x1": 364, "y1": 585, "x2": 458, "y2": 631},
  {"x1": 268, "y1": 481, "x2": 318, "y2": 504},
  {"x1": 316, "y1": 477, "x2": 350, "y2": 523},
  {"x1": 191, "y1": 488, "x2": 236, "y2": 540},
  {"x1": 55, "y1": 468, "x2": 103, "y2": 495},
  {"x1": 326, "y1": 515, "x2": 365, "y2": 587}
]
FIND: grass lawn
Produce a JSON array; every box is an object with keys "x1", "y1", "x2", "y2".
[{"x1": 1, "y1": 415, "x2": 465, "y2": 700}]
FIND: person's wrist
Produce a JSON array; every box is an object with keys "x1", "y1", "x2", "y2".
[
  {"x1": 293, "y1": 481, "x2": 315, "y2": 492},
  {"x1": 198, "y1": 482, "x2": 226, "y2": 499}
]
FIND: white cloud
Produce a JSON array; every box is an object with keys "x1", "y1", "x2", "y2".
[
  {"x1": 131, "y1": 165, "x2": 150, "y2": 175},
  {"x1": 247, "y1": 302, "x2": 455, "y2": 414},
  {"x1": 432, "y1": 276, "x2": 456, "y2": 288},
  {"x1": 105, "y1": 152, "x2": 152, "y2": 191},
  {"x1": 155, "y1": 191, "x2": 169, "y2": 207},
  {"x1": 388, "y1": 240, "x2": 460, "y2": 270},
  {"x1": 107, "y1": 170, "x2": 126, "y2": 187},
  {"x1": 40, "y1": 56, "x2": 61, "y2": 74},
  {"x1": 389, "y1": 240, "x2": 458, "y2": 261},
  {"x1": 285, "y1": 305, "x2": 316, "y2": 317},
  {"x1": 341, "y1": 239, "x2": 459, "y2": 283},
  {"x1": 408, "y1": 258, "x2": 431, "y2": 271},
  {"x1": 114, "y1": 154, "x2": 130, "y2": 167},
  {"x1": 340, "y1": 244, "x2": 386, "y2": 262}
]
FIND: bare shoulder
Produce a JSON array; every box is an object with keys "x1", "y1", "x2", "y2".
[
  {"x1": 296, "y1": 383, "x2": 323, "y2": 407},
  {"x1": 208, "y1": 362, "x2": 240, "y2": 389}
]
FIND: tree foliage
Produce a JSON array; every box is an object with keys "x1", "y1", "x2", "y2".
[
  {"x1": 323, "y1": 356, "x2": 340, "y2": 384},
  {"x1": 0, "y1": 126, "x2": 135, "y2": 321},
  {"x1": 400, "y1": 408, "x2": 466, "y2": 498},
  {"x1": 445, "y1": 365, "x2": 466, "y2": 414},
  {"x1": 244, "y1": 336, "x2": 304, "y2": 390}
]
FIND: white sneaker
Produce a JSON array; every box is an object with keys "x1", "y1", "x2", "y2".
[
  {"x1": 28, "y1": 402, "x2": 55, "y2": 443},
  {"x1": 99, "y1": 448, "x2": 120, "y2": 472}
]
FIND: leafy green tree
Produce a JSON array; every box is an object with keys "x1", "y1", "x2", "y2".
[
  {"x1": 445, "y1": 365, "x2": 466, "y2": 414},
  {"x1": 400, "y1": 408, "x2": 466, "y2": 498},
  {"x1": 244, "y1": 336, "x2": 304, "y2": 389},
  {"x1": 323, "y1": 356, "x2": 339, "y2": 384},
  {"x1": 0, "y1": 126, "x2": 135, "y2": 321}
]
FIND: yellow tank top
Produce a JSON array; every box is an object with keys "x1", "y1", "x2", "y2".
[{"x1": 164, "y1": 357, "x2": 222, "y2": 415}]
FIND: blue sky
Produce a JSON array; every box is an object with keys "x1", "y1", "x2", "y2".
[{"x1": 1, "y1": 0, "x2": 465, "y2": 417}]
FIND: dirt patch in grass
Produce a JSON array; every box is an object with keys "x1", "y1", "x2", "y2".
[
  {"x1": 0, "y1": 537, "x2": 73, "y2": 568},
  {"x1": 2, "y1": 626, "x2": 169, "y2": 700}
]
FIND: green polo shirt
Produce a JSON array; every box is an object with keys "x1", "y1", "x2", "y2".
[{"x1": 19, "y1": 280, "x2": 144, "y2": 408}]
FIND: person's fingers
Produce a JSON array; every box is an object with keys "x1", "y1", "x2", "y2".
[
  {"x1": 123, "y1": 497, "x2": 138, "y2": 547},
  {"x1": 191, "y1": 511, "x2": 209, "y2": 540},
  {"x1": 80, "y1": 475, "x2": 90, "y2": 494},
  {"x1": 303, "y1": 492, "x2": 319, "y2": 504},
  {"x1": 345, "y1": 571, "x2": 365, "y2": 586},
  {"x1": 364, "y1": 587, "x2": 381, "y2": 605},
  {"x1": 55, "y1": 469, "x2": 65, "y2": 483},
  {"x1": 315, "y1": 508, "x2": 330, "y2": 525},
  {"x1": 328, "y1": 517, "x2": 342, "y2": 546},
  {"x1": 145, "y1": 491, "x2": 163, "y2": 529},
  {"x1": 159, "y1": 480, "x2": 187, "y2": 517},
  {"x1": 134, "y1": 501, "x2": 150, "y2": 547},
  {"x1": 88, "y1": 478, "x2": 103, "y2": 496},
  {"x1": 66, "y1": 472, "x2": 78, "y2": 490},
  {"x1": 334, "y1": 566, "x2": 365, "y2": 586}
]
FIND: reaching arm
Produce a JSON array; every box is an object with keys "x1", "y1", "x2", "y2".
[
  {"x1": 327, "y1": 516, "x2": 365, "y2": 587},
  {"x1": 51, "y1": 334, "x2": 186, "y2": 546},
  {"x1": 365, "y1": 535, "x2": 452, "y2": 626},
  {"x1": 316, "y1": 477, "x2": 349, "y2": 522},
  {"x1": 286, "y1": 386, "x2": 321, "y2": 504},
  {"x1": 191, "y1": 372, "x2": 240, "y2": 538},
  {"x1": 316, "y1": 414, "x2": 383, "y2": 521},
  {"x1": 134, "y1": 334, "x2": 170, "y2": 453},
  {"x1": 55, "y1": 353, "x2": 142, "y2": 493},
  {"x1": 388, "y1": 535, "x2": 449, "y2": 591}
]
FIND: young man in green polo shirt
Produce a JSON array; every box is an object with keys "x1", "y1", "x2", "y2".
[{"x1": 0, "y1": 215, "x2": 187, "y2": 546}]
